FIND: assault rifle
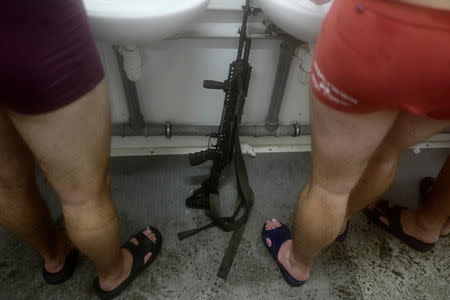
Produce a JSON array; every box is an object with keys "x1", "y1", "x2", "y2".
[{"x1": 178, "y1": 0, "x2": 255, "y2": 280}]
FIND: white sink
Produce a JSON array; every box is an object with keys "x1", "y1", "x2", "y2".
[
  {"x1": 84, "y1": 0, "x2": 211, "y2": 45},
  {"x1": 258, "y1": 0, "x2": 333, "y2": 43}
]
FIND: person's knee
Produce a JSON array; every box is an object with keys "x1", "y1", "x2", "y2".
[{"x1": 311, "y1": 161, "x2": 364, "y2": 197}]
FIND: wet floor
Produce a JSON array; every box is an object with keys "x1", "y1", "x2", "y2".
[{"x1": 0, "y1": 149, "x2": 448, "y2": 299}]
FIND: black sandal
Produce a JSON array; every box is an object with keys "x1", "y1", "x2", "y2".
[
  {"x1": 93, "y1": 226, "x2": 162, "y2": 300},
  {"x1": 42, "y1": 249, "x2": 79, "y2": 285},
  {"x1": 364, "y1": 200, "x2": 435, "y2": 252},
  {"x1": 42, "y1": 215, "x2": 78, "y2": 285}
]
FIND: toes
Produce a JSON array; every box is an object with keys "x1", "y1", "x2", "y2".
[
  {"x1": 130, "y1": 228, "x2": 158, "y2": 246},
  {"x1": 380, "y1": 216, "x2": 390, "y2": 227},
  {"x1": 143, "y1": 228, "x2": 157, "y2": 243},
  {"x1": 265, "y1": 220, "x2": 273, "y2": 230},
  {"x1": 142, "y1": 229, "x2": 155, "y2": 264},
  {"x1": 266, "y1": 238, "x2": 272, "y2": 248},
  {"x1": 144, "y1": 252, "x2": 153, "y2": 264},
  {"x1": 128, "y1": 228, "x2": 157, "y2": 264},
  {"x1": 265, "y1": 218, "x2": 283, "y2": 231},
  {"x1": 272, "y1": 219, "x2": 282, "y2": 227},
  {"x1": 149, "y1": 233, "x2": 156, "y2": 243}
]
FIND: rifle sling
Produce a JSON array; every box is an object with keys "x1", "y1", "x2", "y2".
[
  {"x1": 217, "y1": 126, "x2": 254, "y2": 280},
  {"x1": 177, "y1": 124, "x2": 254, "y2": 279}
]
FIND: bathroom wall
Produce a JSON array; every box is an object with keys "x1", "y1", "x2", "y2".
[{"x1": 98, "y1": 0, "x2": 313, "y2": 127}]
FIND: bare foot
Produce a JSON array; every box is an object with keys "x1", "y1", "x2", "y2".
[
  {"x1": 338, "y1": 219, "x2": 348, "y2": 236},
  {"x1": 265, "y1": 219, "x2": 310, "y2": 282},
  {"x1": 441, "y1": 219, "x2": 450, "y2": 236},
  {"x1": 43, "y1": 231, "x2": 73, "y2": 274},
  {"x1": 377, "y1": 203, "x2": 440, "y2": 244},
  {"x1": 99, "y1": 228, "x2": 157, "y2": 292}
]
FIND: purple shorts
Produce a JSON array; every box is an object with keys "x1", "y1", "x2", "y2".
[{"x1": 0, "y1": 0, "x2": 105, "y2": 114}]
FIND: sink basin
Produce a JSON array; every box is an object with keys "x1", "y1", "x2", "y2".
[
  {"x1": 258, "y1": 0, "x2": 333, "y2": 43},
  {"x1": 84, "y1": 0, "x2": 211, "y2": 45}
]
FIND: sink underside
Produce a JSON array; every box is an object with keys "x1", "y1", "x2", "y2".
[
  {"x1": 84, "y1": 0, "x2": 211, "y2": 45},
  {"x1": 258, "y1": 0, "x2": 333, "y2": 43}
]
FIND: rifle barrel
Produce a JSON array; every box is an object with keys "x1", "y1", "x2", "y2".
[{"x1": 237, "y1": 0, "x2": 251, "y2": 60}]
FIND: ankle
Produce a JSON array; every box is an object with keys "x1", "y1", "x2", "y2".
[
  {"x1": 415, "y1": 212, "x2": 445, "y2": 235},
  {"x1": 278, "y1": 241, "x2": 310, "y2": 281},
  {"x1": 402, "y1": 210, "x2": 441, "y2": 243},
  {"x1": 98, "y1": 251, "x2": 127, "y2": 282},
  {"x1": 98, "y1": 249, "x2": 132, "y2": 291},
  {"x1": 289, "y1": 253, "x2": 311, "y2": 277},
  {"x1": 42, "y1": 231, "x2": 72, "y2": 273}
]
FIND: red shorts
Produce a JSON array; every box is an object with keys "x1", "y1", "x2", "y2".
[{"x1": 311, "y1": 0, "x2": 450, "y2": 120}]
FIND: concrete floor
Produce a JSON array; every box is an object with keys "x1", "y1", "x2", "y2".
[{"x1": 0, "y1": 149, "x2": 449, "y2": 299}]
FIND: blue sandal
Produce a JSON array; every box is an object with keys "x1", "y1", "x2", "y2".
[{"x1": 261, "y1": 221, "x2": 306, "y2": 287}]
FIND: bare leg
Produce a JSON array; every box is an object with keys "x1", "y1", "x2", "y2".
[
  {"x1": 346, "y1": 113, "x2": 450, "y2": 218},
  {"x1": 266, "y1": 94, "x2": 397, "y2": 281},
  {"x1": 0, "y1": 110, "x2": 71, "y2": 273},
  {"x1": 400, "y1": 156, "x2": 450, "y2": 242},
  {"x1": 8, "y1": 81, "x2": 155, "y2": 291},
  {"x1": 342, "y1": 113, "x2": 450, "y2": 243}
]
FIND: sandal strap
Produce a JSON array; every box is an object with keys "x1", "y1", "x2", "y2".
[
  {"x1": 122, "y1": 229, "x2": 157, "y2": 274},
  {"x1": 262, "y1": 223, "x2": 292, "y2": 258},
  {"x1": 384, "y1": 205, "x2": 405, "y2": 235},
  {"x1": 373, "y1": 199, "x2": 391, "y2": 217},
  {"x1": 365, "y1": 201, "x2": 435, "y2": 252},
  {"x1": 134, "y1": 231, "x2": 155, "y2": 248},
  {"x1": 383, "y1": 204, "x2": 435, "y2": 251}
]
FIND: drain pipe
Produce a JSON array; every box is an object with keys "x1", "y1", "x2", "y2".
[
  {"x1": 112, "y1": 122, "x2": 449, "y2": 139},
  {"x1": 262, "y1": 18, "x2": 304, "y2": 133},
  {"x1": 112, "y1": 123, "x2": 307, "y2": 137},
  {"x1": 265, "y1": 36, "x2": 302, "y2": 132},
  {"x1": 113, "y1": 46, "x2": 145, "y2": 130},
  {"x1": 112, "y1": 122, "x2": 449, "y2": 138}
]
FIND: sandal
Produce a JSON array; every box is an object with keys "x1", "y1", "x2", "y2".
[
  {"x1": 93, "y1": 226, "x2": 162, "y2": 300},
  {"x1": 364, "y1": 200, "x2": 435, "y2": 252},
  {"x1": 261, "y1": 220, "x2": 306, "y2": 287},
  {"x1": 42, "y1": 215, "x2": 78, "y2": 284},
  {"x1": 42, "y1": 249, "x2": 79, "y2": 285}
]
